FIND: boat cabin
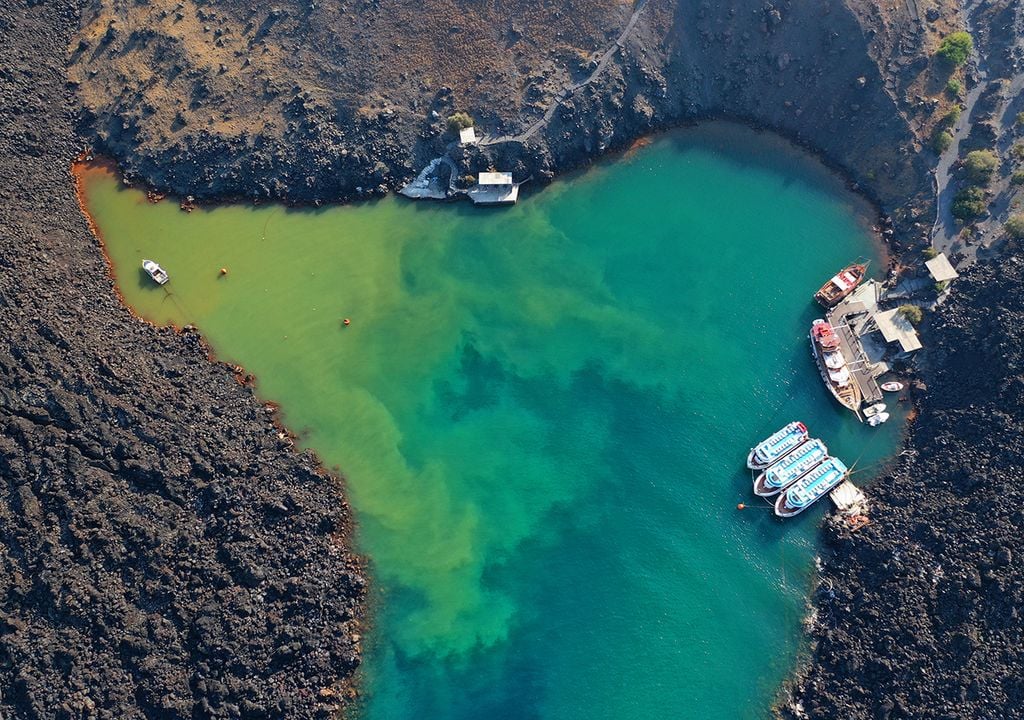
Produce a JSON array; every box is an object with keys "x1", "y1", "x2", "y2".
[{"x1": 467, "y1": 171, "x2": 519, "y2": 205}]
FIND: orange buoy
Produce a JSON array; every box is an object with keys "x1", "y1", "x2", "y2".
[
  {"x1": 737, "y1": 503, "x2": 746, "y2": 511},
  {"x1": 220, "y1": 267, "x2": 228, "y2": 275},
  {"x1": 343, "y1": 318, "x2": 351, "y2": 326}
]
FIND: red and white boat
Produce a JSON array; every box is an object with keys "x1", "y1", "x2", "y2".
[{"x1": 814, "y1": 262, "x2": 867, "y2": 308}]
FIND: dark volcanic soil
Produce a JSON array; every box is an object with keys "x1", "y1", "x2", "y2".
[
  {"x1": 0, "y1": 3, "x2": 363, "y2": 718},
  {"x1": 781, "y1": 251, "x2": 1024, "y2": 720}
]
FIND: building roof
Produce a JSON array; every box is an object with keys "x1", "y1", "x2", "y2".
[
  {"x1": 925, "y1": 253, "x2": 959, "y2": 283},
  {"x1": 477, "y1": 171, "x2": 513, "y2": 185},
  {"x1": 459, "y1": 126, "x2": 477, "y2": 145},
  {"x1": 874, "y1": 308, "x2": 923, "y2": 353}
]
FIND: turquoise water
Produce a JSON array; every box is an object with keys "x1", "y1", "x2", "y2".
[{"x1": 81, "y1": 123, "x2": 903, "y2": 720}]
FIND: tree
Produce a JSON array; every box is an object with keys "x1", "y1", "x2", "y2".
[
  {"x1": 962, "y1": 150, "x2": 999, "y2": 184},
  {"x1": 951, "y1": 186, "x2": 987, "y2": 220},
  {"x1": 932, "y1": 129, "x2": 953, "y2": 153},
  {"x1": 936, "y1": 32, "x2": 973, "y2": 67},
  {"x1": 898, "y1": 304, "x2": 924, "y2": 326},
  {"x1": 922, "y1": 246, "x2": 939, "y2": 260},
  {"x1": 945, "y1": 78, "x2": 962, "y2": 97},
  {"x1": 1005, "y1": 214, "x2": 1024, "y2": 240}
]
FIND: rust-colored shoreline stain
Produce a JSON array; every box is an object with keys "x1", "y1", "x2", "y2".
[{"x1": 72, "y1": 157, "x2": 371, "y2": 642}]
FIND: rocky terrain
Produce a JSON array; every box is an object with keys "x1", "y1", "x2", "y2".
[
  {"x1": 782, "y1": 250, "x2": 1024, "y2": 720},
  {"x1": 2, "y1": 0, "x2": 1023, "y2": 718},
  {"x1": 70, "y1": 0, "x2": 960, "y2": 219},
  {"x1": 0, "y1": 2, "x2": 363, "y2": 718}
]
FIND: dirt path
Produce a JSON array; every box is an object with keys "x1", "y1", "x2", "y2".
[{"x1": 478, "y1": 0, "x2": 650, "y2": 147}]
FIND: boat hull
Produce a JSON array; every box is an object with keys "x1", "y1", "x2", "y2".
[
  {"x1": 774, "y1": 458, "x2": 849, "y2": 517},
  {"x1": 810, "y1": 329, "x2": 861, "y2": 412},
  {"x1": 814, "y1": 263, "x2": 867, "y2": 308},
  {"x1": 746, "y1": 423, "x2": 808, "y2": 470}
]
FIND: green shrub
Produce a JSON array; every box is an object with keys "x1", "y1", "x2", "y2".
[
  {"x1": 936, "y1": 32, "x2": 973, "y2": 67},
  {"x1": 932, "y1": 129, "x2": 954, "y2": 153},
  {"x1": 1011, "y1": 170, "x2": 1024, "y2": 186},
  {"x1": 1005, "y1": 214, "x2": 1024, "y2": 240},
  {"x1": 939, "y1": 106, "x2": 961, "y2": 128},
  {"x1": 962, "y1": 150, "x2": 999, "y2": 184},
  {"x1": 934, "y1": 280, "x2": 950, "y2": 293},
  {"x1": 922, "y1": 246, "x2": 940, "y2": 259},
  {"x1": 446, "y1": 112, "x2": 474, "y2": 132},
  {"x1": 945, "y1": 78, "x2": 962, "y2": 97},
  {"x1": 1016, "y1": 112, "x2": 1024, "y2": 127},
  {"x1": 1012, "y1": 143, "x2": 1024, "y2": 160},
  {"x1": 951, "y1": 186, "x2": 988, "y2": 220},
  {"x1": 898, "y1": 304, "x2": 924, "y2": 325}
]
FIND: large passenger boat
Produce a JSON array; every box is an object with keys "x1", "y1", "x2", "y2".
[
  {"x1": 814, "y1": 262, "x2": 867, "y2": 308},
  {"x1": 774, "y1": 457, "x2": 850, "y2": 517},
  {"x1": 746, "y1": 421, "x2": 809, "y2": 470},
  {"x1": 753, "y1": 438, "x2": 828, "y2": 497},
  {"x1": 810, "y1": 319, "x2": 861, "y2": 412}
]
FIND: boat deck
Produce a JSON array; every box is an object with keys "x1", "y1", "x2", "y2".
[{"x1": 827, "y1": 303, "x2": 884, "y2": 415}]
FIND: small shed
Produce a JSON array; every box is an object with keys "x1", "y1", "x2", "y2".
[
  {"x1": 873, "y1": 308, "x2": 923, "y2": 354},
  {"x1": 467, "y1": 171, "x2": 519, "y2": 205},
  {"x1": 925, "y1": 253, "x2": 959, "y2": 283},
  {"x1": 459, "y1": 126, "x2": 477, "y2": 145}
]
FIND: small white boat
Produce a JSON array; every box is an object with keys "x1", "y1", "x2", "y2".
[
  {"x1": 880, "y1": 381, "x2": 904, "y2": 393},
  {"x1": 867, "y1": 412, "x2": 890, "y2": 427},
  {"x1": 142, "y1": 259, "x2": 169, "y2": 285},
  {"x1": 862, "y1": 402, "x2": 887, "y2": 418}
]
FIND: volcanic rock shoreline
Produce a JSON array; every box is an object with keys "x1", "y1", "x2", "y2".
[
  {"x1": 1, "y1": 2, "x2": 363, "y2": 718},
  {"x1": 2, "y1": 0, "x2": 1023, "y2": 719}
]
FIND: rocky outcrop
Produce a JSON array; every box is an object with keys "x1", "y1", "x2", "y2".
[
  {"x1": 780, "y1": 250, "x2": 1024, "y2": 720},
  {"x1": 0, "y1": 2, "x2": 363, "y2": 717}
]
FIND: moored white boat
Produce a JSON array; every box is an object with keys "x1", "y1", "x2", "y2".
[
  {"x1": 753, "y1": 438, "x2": 828, "y2": 497},
  {"x1": 746, "y1": 421, "x2": 809, "y2": 470},
  {"x1": 862, "y1": 402, "x2": 887, "y2": 418},
  {"x1": 774, "y1": 457, "x2": 850, "y2": 517},
  {"x1": 880, "y1": 381, "x2": 904, "y2": 393},
  {"x1": 867, "y1": 412, "x2": 890, "y2": 427},
  {"x1": 142, "y1": 259, "x2": 169, "y2": 285}
]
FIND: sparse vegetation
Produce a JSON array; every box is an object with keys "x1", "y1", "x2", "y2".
[
  {"x1": 951, "y1": 186, "x2": 988, "y2": 220},
  {"x1": 934, "y1": 280, "x2": 950, "y2": 293},
  {"x1": 1005, "y1": 214, "x2": 1024, "y2": 240},
  {"x1": 963, "y1": 150, "x2": 999, "y2": 184},
  {"x1": 1011, "y1": 143, "x2": 1024, "y2": 160},
  {"x1": 1016, "y1": 112, "x2": 1024, "y2": 127},
  {"x1": 446, "y1": 112, "x2": 474, "y2": 132},
  {"x1": 1011, "y1": 170, "x2": 1024, "y2": 186},
  {"x1": 936, "y1": 32, "x2": 973, "y2": 67},
  {"x1": 945, "y1": 78, "x2": 962, "y2": 97},
  {"x1": 923, "y1": 246, "x2": 940, "y2": 260},
  {"x1": 898, "y1": 304, "x2": 924, "y2": 325},
  {"x1": 939, "y1": 106, "x2": 961, "y2": 128}
]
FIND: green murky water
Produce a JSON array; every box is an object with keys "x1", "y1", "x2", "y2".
[{"x1": 81, "y1": 124, "x2": 902, "y2": 719}]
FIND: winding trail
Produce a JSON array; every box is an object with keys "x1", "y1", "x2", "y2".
[{"x1": 477, "y1": 0, "x2": 649, "y2": 147}]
